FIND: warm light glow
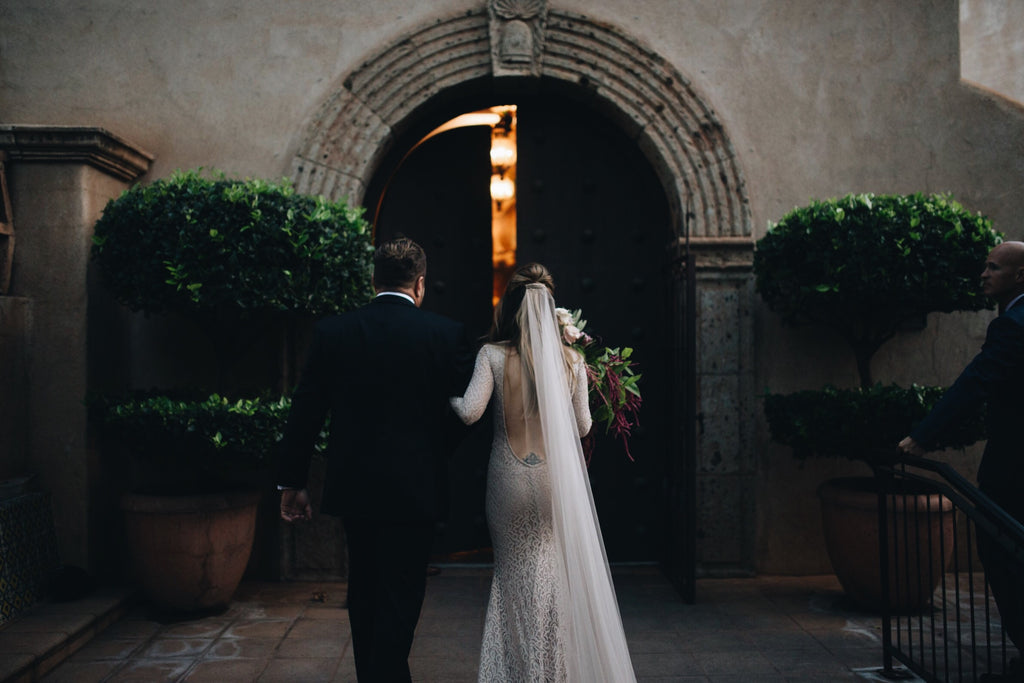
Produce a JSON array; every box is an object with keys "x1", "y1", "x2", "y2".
[
  {"x1": 401, "y1": 105, "x2": 519, "y2": 308},
  {"x1": 489, "y1": 136, "x2": 517, "y2": 167},
  {"x1": 422, "y1": 112, "x2": 503, "y2": 143},
  {"x1": 490, "y1": 174, "x2": 515, "y2": 201}
]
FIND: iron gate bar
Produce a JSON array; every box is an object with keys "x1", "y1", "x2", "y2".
[{"x1": 875, "y1": 455, "x2": 1024, "y2": 682}]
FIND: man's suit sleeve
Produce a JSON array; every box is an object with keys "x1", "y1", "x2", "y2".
[
  {"x1": 277, "y1": 324, "x2": 333, "y2": 489},
  {"x1": 911, "y1": 315, "x2": 1024, "y2": 449}
]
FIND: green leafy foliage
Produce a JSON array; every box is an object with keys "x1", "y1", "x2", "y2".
[
  {"x1": 97, "y1": 394, "x2": 289, "y2": 465},
  {"x1": 556, "y1": 307, "x2": 642, "y2": 460},
  {"x1": 93, "y1": 393, "x2": 328, "y2": 493},
  {"x1": 586, "y1": 345, "x2": 642, "y2": 435},
  {"x1": 755, "y1": 193, "x2": 999, "y2": 388},
  {"x1": 756, "y1": 193, "x2": 997, "y2": 326},
  {"x1": 763, "y1": 384, "x2": 985, "y2": 462},
  {"x1": 756, "y1": 193, "x2": 998, "y2": 459},
  {"x1": 89, "y1": 169, "x2": 362, "y2": 485},
  {"x1": 91, "y1": 168, "x2": 375, "y2": 318}
]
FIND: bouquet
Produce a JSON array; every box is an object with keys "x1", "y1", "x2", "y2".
[{"x1": 555, "y1": 307, "x2": 642, "y2": 461}]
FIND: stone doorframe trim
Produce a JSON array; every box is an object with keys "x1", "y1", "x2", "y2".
[{"x1": 287, "y1": 5, "x2": 751, "y2": 241}]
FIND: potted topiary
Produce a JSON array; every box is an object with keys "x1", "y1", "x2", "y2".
[
  {"x1": 755, "y1": 192, "x2": 998, "y2": 610},
  {"x1": 90, "y1": 169, "x2": 372, "y2": 610}
]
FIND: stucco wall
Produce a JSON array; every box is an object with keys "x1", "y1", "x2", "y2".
[
  {"x1": 2, "y1": 0, "x2": 1022, "y2": 574},
  {"x1": 961, "y1": 0, "x2": 1024, "y2": 104}
]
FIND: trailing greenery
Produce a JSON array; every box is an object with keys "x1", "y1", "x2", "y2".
[
  {"x1": 755, "y1": 192, "x2": 999, "y2": 460},
  {"x1": 91, "y1": 168, "x2": 374, "y2": 318},
  {"x1": 764, "y1": 384, "x2": 985, "y2": 462},
  {"x1": 755, "y1": 193, "x2": 999, "y2": 388}
]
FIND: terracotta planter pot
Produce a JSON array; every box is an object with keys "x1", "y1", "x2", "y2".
[
  {"x1": 818, "y1": 476, "x2": 954, "y2": 612},
  {"x1": 121, "y1": 491, "x2": 260, "y2": 611}
]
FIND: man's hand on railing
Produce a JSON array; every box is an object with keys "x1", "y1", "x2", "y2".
[{"x1": 897, "y1": 436, "x2": 926, "y2": 457}]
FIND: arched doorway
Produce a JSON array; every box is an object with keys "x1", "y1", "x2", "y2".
[
  {"x1": 368, "y1": 91, "x2": 673, "y2": 562},
  {"x1": 285, "y1": 4, "x2": 756, "y2": 594}
]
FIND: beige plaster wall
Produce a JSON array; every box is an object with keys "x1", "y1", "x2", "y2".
[
  {"x1": 961, "y1": 0, "x2": 1024, "y2": 104},
  {"x1": 3, "y1": 0, "x2": 1022, "y2": 574}
]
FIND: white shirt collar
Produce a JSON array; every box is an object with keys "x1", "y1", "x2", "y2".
[
  {"x1": 1005, "y1": 292, "x2": 1024, "y2": 313},
  {"x1": 375, "y1": 291, "x2": 416, "y2": 305}
]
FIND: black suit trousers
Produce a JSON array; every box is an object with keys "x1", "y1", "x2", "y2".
[
  {"x1": 344, "y1": 519, "x2": 435, "y2": 682},
  {"x1": 978, "y1": 484, "x2": 1024, "y2": 650}
]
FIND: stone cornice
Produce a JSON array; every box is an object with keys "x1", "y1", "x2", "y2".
[
  {"x1": 0, "y1": 125, "x2": 153, "y2": 182},
  {"x1": 671, "y1": 236, "x2": 754, "y2": 271}
]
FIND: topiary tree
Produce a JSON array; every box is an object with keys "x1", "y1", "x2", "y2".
[
  {"x1": 755, "y1": 192, "x2": 998, "y2": 389},
  {"x1": 91, "y1": 169, "x2": 369, "y2": 493},
  {"x1": 92, "y1": 168, "x2": 374, "y2": 392},
  {"x1": 755, "y1": 192, "x2": 999, "y2": 460}
]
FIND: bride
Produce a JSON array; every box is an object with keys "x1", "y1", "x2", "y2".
[{"x1": 450, "y1": 263, "x2": 636, "y2": 682}]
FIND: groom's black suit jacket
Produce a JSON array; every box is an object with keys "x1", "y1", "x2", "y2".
[
  {"x1": 910, "y1": 300, "x2": 1024, "y2": 492},
  {"x1": 278, "y1": 294, "x2": 472, "y2": 522}
]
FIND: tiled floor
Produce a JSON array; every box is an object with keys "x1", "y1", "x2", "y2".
[{"x1": 13, "y1": 568, "x2": 915, "y2": 682}]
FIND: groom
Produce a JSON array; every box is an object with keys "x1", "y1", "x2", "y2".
[{"x1": 278, "y1": 237, "x2": 472, "y2": 681}]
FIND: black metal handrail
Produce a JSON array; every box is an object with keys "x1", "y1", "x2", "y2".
[{"x1": 875, "y1": 455, "x2": 1024, "y2": 682}]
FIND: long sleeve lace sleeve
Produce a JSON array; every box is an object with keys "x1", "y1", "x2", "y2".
[
  {"x1": 571, "y1": 352, "x2": 592, "y2": 437},
  {"x1": 450, "y1": 346, "x2": 493, "y2": 425}
]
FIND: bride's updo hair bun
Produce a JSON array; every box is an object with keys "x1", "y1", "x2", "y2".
[
  {"x1": 490, "y1": 263, "x2": 554, "y2": 344},
  {"x1": 509, "y1": 262, "x2": 555, "y2": 294}
]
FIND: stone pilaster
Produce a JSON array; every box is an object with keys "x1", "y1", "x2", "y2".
[
  {"x1": 0, "y1": 125, "x2": 152, "y2": 572},
  {"x1": 675, "y1": 237, "x2": 757, "y2": 574}
]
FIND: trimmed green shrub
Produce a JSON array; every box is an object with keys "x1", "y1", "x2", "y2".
[
  {"x1": 93, "y1": 394, "x2": 327, "y2": 493},
  {"x1": 90, "y1": 169, "x2": 369, "y2": 489},
  {"x1": 91, "y1": 168, "x2": 374, "y2": 318},
  {"x1": 755, "y1": 193, "x2": 998, "y2": 388},
  {"x1": 755, "y1": 193, "x2": 999, "y2": 459},
  {"x1": 764, "y1": 384, "x2": 985, "y2": 462}
]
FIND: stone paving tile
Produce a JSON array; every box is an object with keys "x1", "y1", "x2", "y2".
[
  {"x1": 256, "y1": 656, "x2": 340, "y2": 682},
  {"x1": 330, "y1": 654, "x2": 357, "y2": 682},
  {"x1": 36, "y1": 659, "x2": 121, "y2": 683},
  {"x1": 202, "y1": 636, "x2": 279, "y2": 660},
  {"x1": 181, "y1": 658, "x2": 270, "y2": 682},
  {"x1": 32, "y1": 570, "x2": 915, "y2": 682},
  {"x1": 630, "y1": 651, "x2": 701, "y2": 676},
  {"x1": 65, "y1": 636, "x2": 146, "y2": 660},
  {"x1": 1, "y1": 629, "x2": 69, "y2": 656},
  {"x1": 141, "y1": 637, "x2": 216, "y2": 659},
  {"x1": 157, "y1": 620, "x2": 231, "y2": 640},
  {"x1": 275, "y1": 628, "x2": 347, "y2": 659},
  {"x1": 97, "y1": 617, "x2": 162, "y2": 640},
  {"x1": 8, "y1": 612, "x2": 94, "y2": 634},
  {"x1": 105, "y1": 658, "x2": 193, "y2": 682},
  {"x1": 409, "y1": 654, "x2": 479, "y2": 680},
  {"x1": 626, "y1": 630, "x2": 688, "y2": 653},
  {"x1": 693, "y1": 649, "x2": 779, "y2": 676},
  {"x1": 220, "y1": 618, "x2": 294, "y2": 640},
  {"x1": 409, "y1": 633, "x2": 480, "y2": 660}
]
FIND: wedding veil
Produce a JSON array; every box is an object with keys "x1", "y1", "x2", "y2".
[{"x1": 519, "y1": 284, "x2": 637, "y2": 682}]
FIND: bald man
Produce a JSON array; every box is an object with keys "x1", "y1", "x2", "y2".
[{"x1": 900, "y1": 240, "x2": 1024, "y2": 679}]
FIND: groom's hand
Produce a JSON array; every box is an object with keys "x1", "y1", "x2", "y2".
[{"x1": 280, "y1": 488, "x2": 313, "y2": 523}]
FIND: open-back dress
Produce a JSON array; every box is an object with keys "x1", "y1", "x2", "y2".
[{"x1": 451, "y1": 342, "x2": 591, "y2": 681}]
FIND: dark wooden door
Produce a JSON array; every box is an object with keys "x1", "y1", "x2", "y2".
[
  {"x1": 373, "y1": 97, "x2": 676, "y2": 563},
  {"x1": 515, "y1": 98, "x2": 672, "y2": 561}
]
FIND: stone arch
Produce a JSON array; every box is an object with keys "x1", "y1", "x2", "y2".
[{"x1": 287, "y1": 7, "x2": 750, "y2": 240}]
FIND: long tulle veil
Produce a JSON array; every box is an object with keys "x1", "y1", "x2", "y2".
[{"x1": 519, "y1": 284, "x2": 637, "y2": 682}]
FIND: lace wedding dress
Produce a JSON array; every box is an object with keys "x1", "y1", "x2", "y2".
[{"x1": 451, "y1": 290, "x2": 636, "y2": 682}]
